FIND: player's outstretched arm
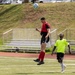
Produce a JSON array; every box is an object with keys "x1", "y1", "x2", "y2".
[
  {"x1": 36, "y1": 28, "x2": 41, "y2": 32},
  {"x1": 68, "y1": 45, "x2": 71, "y2": 54},
  {"x1": 51, "y1": 46, "x2": 56, "y2": 55}
]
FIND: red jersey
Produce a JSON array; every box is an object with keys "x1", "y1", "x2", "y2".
[{"x1": 41, "y1": 22, "x2": 51, "y2": 33}]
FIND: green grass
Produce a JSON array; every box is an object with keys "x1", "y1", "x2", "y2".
[
  {"x1": 0, "y1": 3, "x2": 75, "y2": 33},
  {"x1": 0, "y1": 56, "x2": 75, "y2": 75},
  {"x1": 0, "y1": 2, "x2": 75, "y2": 45}
]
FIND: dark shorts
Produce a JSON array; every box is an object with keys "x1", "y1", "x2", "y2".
[
  {"x1": 41, "y1": 36, "x2": 50, "y2": 44},
  {"x1": 57, "y1": 53, "x2": 64, "y2": 60}
]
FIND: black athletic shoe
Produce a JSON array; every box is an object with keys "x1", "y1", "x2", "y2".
[
  {"x1": 37, "y1": 61, "x2": 44, "y2": 65},
  {"x1": 34, "y1": 59, "x2": 40, "y2": 62}
]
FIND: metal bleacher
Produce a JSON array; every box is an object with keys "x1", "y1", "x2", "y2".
[{"x1": 2, "y1": 28, "x2": 57, "y2": 53}]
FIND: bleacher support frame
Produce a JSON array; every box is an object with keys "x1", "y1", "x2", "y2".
[{"x1": 2, "y1": 28, "x2": 57, "y2": 53}]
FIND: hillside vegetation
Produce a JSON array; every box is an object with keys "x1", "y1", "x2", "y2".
[{"x1": 0, "y1": 2, "x2": 75, "y2": 35}]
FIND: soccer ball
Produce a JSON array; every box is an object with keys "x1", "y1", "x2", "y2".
[{"x1": 33, "y1": 3, "x2": 39, "y2": 9}]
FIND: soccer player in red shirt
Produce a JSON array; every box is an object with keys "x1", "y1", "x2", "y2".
[{"x1": 34, "y1": 17, "x2": 51, "y2": 65}]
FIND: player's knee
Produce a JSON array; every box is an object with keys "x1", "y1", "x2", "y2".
[{"x1": 58, "y1": 59, "x2": 62, "y2": 63}]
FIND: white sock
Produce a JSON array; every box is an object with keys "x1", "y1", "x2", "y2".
[{"x1": 60, "y1": 63, "x2": 66, "y2": 71}]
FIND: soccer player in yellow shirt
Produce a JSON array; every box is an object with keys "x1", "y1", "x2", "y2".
[{"x1": 51, "y1": 34, "x2": 71, "y2": 73}]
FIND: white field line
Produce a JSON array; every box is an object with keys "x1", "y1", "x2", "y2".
[
  {"x1": 0, "y1": 57, "x2": 75, "y2": 63},
  {"x1": 0, "y1": 56, "x2": 75, "y2": 61},
  {"x1": 40, "y1": 70, "x2": 75, "y2": 73},
  {"x1": 0, "y1": 65, "x2": 60, "y2": 67},
  {"x1": 66, "y1": 64, "x2": 75, "y2": 66},
  {"x1": 0, "y1": 68, "x2": 74, "y2": 74},
  {"x1": 0, "y1": 64, "x2": 75, "y2": 67}
]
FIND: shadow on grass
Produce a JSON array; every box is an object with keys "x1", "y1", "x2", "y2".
[
  {"x1": 16, "y1": 71, "x2": 60, "y2": 75},
  {"x1": 16, "y1": 73, "x2": 34, "y2": 75},
  {"x1": 40, "y1": 71, "x2": 60, "y2": 74},
  {"x1": 0, "y1": 5, "x2": 17, "y2": 16},
  {"x1": 72, "y1": 72, "x2": 75, "y2": 73}
]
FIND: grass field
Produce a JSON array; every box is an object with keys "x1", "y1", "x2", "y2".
[{"x1": 0, "y1": 56, "x2": 75, "y2": 75}]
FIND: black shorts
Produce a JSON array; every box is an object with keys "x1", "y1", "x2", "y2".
[
  {"x1": 41, "y1": 36, "x2": 50, "y2": 44},
  {"x1": 57, "y1": 53, "x2": 64, "y2": 60}
]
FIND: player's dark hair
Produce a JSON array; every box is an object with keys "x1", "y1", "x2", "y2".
[
  {"x1": 59, "y1": 34, "x2": 64, "y2": 39},
  {"x1": 41, "y1": 17, "x2": 45, "y2": 20}
]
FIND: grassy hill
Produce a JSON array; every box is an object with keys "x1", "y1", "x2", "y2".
[{"x1": 0, "y1": 2, "x2": 75, "y2": 44}]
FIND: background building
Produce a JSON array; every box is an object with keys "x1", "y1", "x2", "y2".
[{"x1": 0, "y1": 0, "x2": 75, "y2": 4}]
